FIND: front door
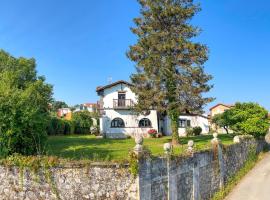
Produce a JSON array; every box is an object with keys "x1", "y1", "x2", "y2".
[{"x1": 118, "y1": 93, "x2": 126, "y2": 107}]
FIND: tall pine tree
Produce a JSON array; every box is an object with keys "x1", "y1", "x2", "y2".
[{"x1": 127, "y1": 0, "x2": 213, "y2": 144}]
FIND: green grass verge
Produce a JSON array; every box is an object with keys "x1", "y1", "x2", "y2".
[
  {"x1": 46, "y1": 134, "x2": 234, "y2": 161},
  {"x1": 211, "y1": 150, "x2": 266, "y2": 200}
]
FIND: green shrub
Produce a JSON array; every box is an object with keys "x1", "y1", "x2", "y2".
[
  {"x1": 72, "y1": 111, "x2": 93, "y2": 134},
  {"x1": 213, "y1": 102, "x2": 269, "y2": 137},
  {"x1": 186, "y1": 127, "x2": 202, "y2": 136},
  {"x1": 47, "y1": 117, "x2": 73, "y2": 135},
  {"x1": 193, "y1": 126, "x2": 202, "y2": 136},
  {"x1": 63, "y1": 120, "x2": 74, "y2": 135},
  {"x1": 47, "y1": 111, "x2": 94, "y2": 135},
  {"x1": 186, "y1": 128, "x2": 193, "y2": 136},
  {"x1": 0, "y1": 50, "x2": 52, "y2": 157}
]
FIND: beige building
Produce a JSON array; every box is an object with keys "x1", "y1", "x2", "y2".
[
  {"x1": 209, "y1": 103, "x2": 234, "y2": 133},
  {"x1": 210, "y1": 103, "x2": 233, "y2": 117}
]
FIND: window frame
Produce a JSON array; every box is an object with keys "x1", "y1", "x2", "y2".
[
  {"x1": 138, "y1": 118, "x2": 152, "y2": 128},
  {"x1": 187, "y1": 120, "x2": 191, "y2": 127},
  {"x1": 179, "y1": 119, "x2": 191, "y2": 128},
  {"x1": 111, "y1": 118, "x2": 125, "y2": 128}
]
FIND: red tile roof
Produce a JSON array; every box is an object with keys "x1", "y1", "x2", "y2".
[{"x1": 83, "y1": 103, "x2": 97, "y2": 107}]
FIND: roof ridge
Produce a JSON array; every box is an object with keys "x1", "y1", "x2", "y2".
[{"x1": 96, "y1": 80, "x2": 133, "y2": 92}]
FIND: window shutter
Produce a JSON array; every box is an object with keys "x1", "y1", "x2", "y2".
[{"x1": 187, "y1": 120, "x2": 191, "y2": 127}]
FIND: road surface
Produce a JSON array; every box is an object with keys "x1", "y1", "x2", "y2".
[{"x1": 225, "y1": 152, "x2": 270, "y2": 200}]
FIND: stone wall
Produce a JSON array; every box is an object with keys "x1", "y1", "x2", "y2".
[
  {"x1": 138, "y1": 137, "x2": 266, "y2": 200},
  {"x1": 0, "y1": 163, "x2": 138, "y2": 200},
  {"x1": 0, "y1": 137, "x2": 266, "y2": 200}
]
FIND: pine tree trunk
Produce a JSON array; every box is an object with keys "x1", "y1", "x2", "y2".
[{"x1": 169, "y1": 111, "x2": 180, "y2": 145}]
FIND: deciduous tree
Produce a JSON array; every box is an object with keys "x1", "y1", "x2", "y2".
[
  {"x1": 51, "y1": 100, "x2": 69, "y2": 112},
  {"x1": 0, "y1": 50, "x2": 53, "y2": 157},
  {"x1": 212, "y1": 113, "x2": 230, "y2": 134},
  {"x1": 72, "y1": 111, "x2": 93, "y2": 134},
  {"x1": 225, "y1": 102, "x2": 269, "y2": 137}
]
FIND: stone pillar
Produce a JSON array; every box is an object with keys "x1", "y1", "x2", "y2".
[
  {"x1": 135, "y1": 136, "x2": 152, "y2": 200},
  {"x1": 187, "y1": 140, "x2": 194, "y2": 155},
  {"x1": 134, "y1": 136, "x2": 143, "y2": 155},
  {"x1": 233, "y1": 135, "x2": 241, "y2": 143},
  {"x1": 187, "y1": 140, "x2": 199, "y2": 200},
  {"x1": 164, "y1": 143, "x2": 172, "y2": 155},
  {"x1": 211, "y1": 133, "x2": 225, "y2": 188},
  {"x1": 138, "y1": 158, "x2": 152, "y2": 200},
  {"x1": 164, "y1": 143, "x2": 173, "y2": 200},
  {"x1": 192, "y1": 157, "x2": 200, "y2": 200},
  {"x1": 211, "y1": 133, "x2": 219, "y2": 145}
]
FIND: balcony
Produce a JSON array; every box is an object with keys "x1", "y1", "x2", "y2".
[{"x1": 113, "y1": 99, "x2": 134, "y2": 109}]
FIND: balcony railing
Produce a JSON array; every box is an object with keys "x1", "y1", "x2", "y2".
[{"x1": 113, "y1": 99, "x2": 134, "y2": 109}]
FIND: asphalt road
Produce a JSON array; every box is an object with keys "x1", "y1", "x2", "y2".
[{"x1": 225, "y1": 152, "x2": 270, "y2": 200}]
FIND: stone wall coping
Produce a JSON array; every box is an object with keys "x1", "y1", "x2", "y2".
[
  {"x1": 62, "y1": 162, "x2": 130, "y2": 169},
  {"x1": 0, "y1": 162, "x2": 130, "y2": 169}
]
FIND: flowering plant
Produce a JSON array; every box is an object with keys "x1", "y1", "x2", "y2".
[{"x1": 148, "y1": 129, "x2": 157, "y2": 137}]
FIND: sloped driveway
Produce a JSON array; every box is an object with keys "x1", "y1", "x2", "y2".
[{"x1": 225, "y1": 152, "x2": 270, "y2": 200}]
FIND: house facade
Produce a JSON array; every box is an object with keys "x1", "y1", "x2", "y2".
[
  {"x1": 163, "y1": 114, "x2": 210, "y2": 136},
  {"x1": 57, "y1": 108, "x2": 72, "y2": 120},
  {"x1": 209, "y1": 103, "x2": 234, "y2": 133},
  {"x1": 97, "y1": 80, "x2": 210, "y2": 138},
  {"x1": 209, "y1": 103, "x2": 233, "y2": 117},
  {"x1": 74, "y1": 103, "x2": 98, "y2": 113}
]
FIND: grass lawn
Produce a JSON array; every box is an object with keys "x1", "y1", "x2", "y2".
[{"x1": 46, "y1": 134, "x2": 235, "y2": 162}]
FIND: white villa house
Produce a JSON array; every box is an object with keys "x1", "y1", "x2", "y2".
[{"x1": 96, "y1": 80, "x2": 210, "y2": 138}]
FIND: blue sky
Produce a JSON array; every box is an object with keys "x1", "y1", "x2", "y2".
[{"x1": 0, "y1": 0, "x2": 270, "y2": 112}]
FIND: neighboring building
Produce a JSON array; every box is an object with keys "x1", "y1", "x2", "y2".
[
  {"x1": 74, "y1": 103, "x2": 98, "y2": 113},
  {"x1": 209, "y1": 103, "x2": 233, "y2": 117},
  {"x1": 209, "y1": 103, "x2": 234, "y2": 133},
  {"x1": 57, "y1": 108, "x2": 72, "y2": 120},
  {"x1": 96, "y1": 80, "x2": 210, "y2": 138},
  {"x1": 73, "y1": 103, "x2": 99, "y2": 126},
  {"x1": 163, "y1": 114, "x2": 210, "y2": 136}
]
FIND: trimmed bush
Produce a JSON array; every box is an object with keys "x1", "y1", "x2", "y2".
[
  {"x1": 186, "y1": 126, "x2": 202, "y2": 136},
  {"x1": 72, "y1": 111, "x2": 93, "y2": 134},
  {"x1": 47, "y1": 111, "x2": 94, "y2": 135},
  {"x1": 63, "y1": 120, "x2": 74, "y2": 135},
  {"x1": 193, "y1": 126, "x2": 202, "y2": 136},
  {"x1": 47, "y1": 117, "x2": 73, "y2": 135},
  {"x1": 186, "y1": 128, "x2": 193, "y2": 136}
]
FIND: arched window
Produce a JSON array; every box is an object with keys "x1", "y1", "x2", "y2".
[
  {"x1": 111, "y1": 118, "x2": 125, "y2": 128},
  {"x1": 139, "y1": 118, "x2": 152, "y2": 128}
]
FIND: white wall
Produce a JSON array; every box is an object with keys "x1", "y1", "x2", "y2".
[
  {"x1": 164, "y1": 115, "x2": 210, "y2": 137},
  {"x1": 98, "y1": 82, "x2": 209, "y2": 138},
  {"x1": 102, "y1": 84, "x2": 137, "y2": 109},
  {"x1": 99, "y1": 84, "x2": 158, "y2": 138},
  {"x1": 101, "y1": 110, "x2": 158, "y2": 138}
]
